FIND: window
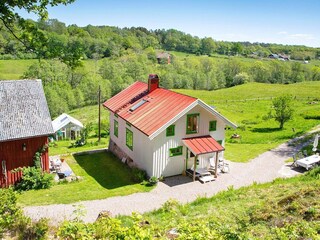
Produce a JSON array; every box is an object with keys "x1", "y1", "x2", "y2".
[
  {"x1": 209, "y1": 120, "x2": 217, "y2": 131},
  {"x1": 114, "y1": 120, "x2": 118, "y2": 137},
  {"x1": 186, "y1": 113, "x2": 199, "y2": 134},
  {"x1": 129, "y1": 99, "x2": 148, "y2": 112},
  {"x1": 114, "y1": 113, "x2": 118, "y2": 118},
  {"x1": 217, "y1": 140, "x2": 223, "y2": 145},
  {"x1": 126, "y1": 122, "x2": 131, "y2": 127},
  {"x1": 169, "y1": 146, "x2": 183, "y2": 157},
  {"x1": 166, "y1": 125, "x2": 175, "y2": 137},
  {"x1": 126, "y1": 128, "x2": 133, "y2": 150}
]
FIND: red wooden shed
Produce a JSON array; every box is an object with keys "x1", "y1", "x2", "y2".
[{"x1": 0, "y1": 80, "x2": 54, "y2": 187}]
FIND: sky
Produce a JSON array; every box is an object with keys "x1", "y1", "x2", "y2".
[{"x1": 18, "y1": 0, "x2": 320, "y2": 47}]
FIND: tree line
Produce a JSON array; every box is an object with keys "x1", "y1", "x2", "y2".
[
  {"x1": 23, "y1": 50, "x2": 320, "y2": 118},
  {"x1": 1, "y1": 18, "x2": 320, "y2": 62}
]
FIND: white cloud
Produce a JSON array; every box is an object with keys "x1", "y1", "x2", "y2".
[
  {"x1": 277, "y1": 31, "x2": 288, "y2": 35},
  {"x1": 289, "y1": 33, "x2": 315, "y2": 40}
]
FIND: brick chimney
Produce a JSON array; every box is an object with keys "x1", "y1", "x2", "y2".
[{"x1": 148, "y1": 74, "x2": 159, "y2": 93}]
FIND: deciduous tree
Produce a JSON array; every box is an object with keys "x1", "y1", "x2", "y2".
[{"x1": 272, "y1": 95, "x2": 294, "y2": 129}]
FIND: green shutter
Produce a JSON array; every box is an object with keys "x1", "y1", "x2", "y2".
[
  {"x1": 166, "y1": 125, "x2": 175, "y2": 137},
  {"x1": 114, "y1": 120, "x2": 118, "y2": 137},
  {"x1": 217, "y1": 140, "x2": 223, "y2": 145},
  {"x1": 209, "y1": 120, "x2": 217, "y2": 131},
  {"x1": 126, "y1": 128, "x2": 133, "y2": 150}
]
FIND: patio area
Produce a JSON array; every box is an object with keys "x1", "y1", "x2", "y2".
[{"x1": 49, "y1": 156, "x2": 75, "y2": 181}]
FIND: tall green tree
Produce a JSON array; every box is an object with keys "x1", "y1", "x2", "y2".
[
  {"x1": 272, "y1": 95, "x2": 294, "y2": 129},
  {"x1": 0, "y1": 0, "x2": 75, "y2": 53}
]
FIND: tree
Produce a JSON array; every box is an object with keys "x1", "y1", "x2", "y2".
[
  {"x1": 0, "y1": 0, "x2": 74, "y2": 52},
  {"x1": 272, "y1": 95, "x2": 294, "y2": 129}
]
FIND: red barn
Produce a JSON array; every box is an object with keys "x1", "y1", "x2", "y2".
[{"x1": 0, "y1": 80, "x2": 54, "y2": 187}]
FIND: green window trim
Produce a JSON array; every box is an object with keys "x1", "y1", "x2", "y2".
[
  {"x1": 217, "y1": 140, "x2": 223, "y2": 145},
  {"x1": 169, "y1": 146, "x2": 183, "y2": 157},
  {"x1": 114, "y1": 120, "x2": 118, "y2": 137},
  {"x1": 126, "y1": 122, "x2": 132, "y2": 127},
  {"x1": 114, "y1": 113, "x2": 119, "y2": 118},
  {"x1": 126, "y1": 128, "x2": 133, "y2": 150},
  {"x1": 186, "y1": 113, "x2": 199, "y2": 134},
  {"x1": 166, "y1": 125, "x2": 175, "y2": 137},
  {"x1": 209, "y1": 120, "x2": 217, "y2": 131}
]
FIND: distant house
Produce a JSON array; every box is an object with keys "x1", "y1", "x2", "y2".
[
  {"x1": 52, "y1": 113, "x2": 83, "y2": 140},
  {"x1": 156, "y1": 52, "x2": 171, "y2": 64},
  {"x1": 269, "y1": 53, "x2": 290, "y2": 61},
  {"x1": 103, "y1": 74, "x2": 236, "y2": 179},
  {"x1": 0, "y1": 80, "x2": 54, "y2": 187},
  {"x1": 268, "y1": 53, "x2": 279, "y2": 59}
]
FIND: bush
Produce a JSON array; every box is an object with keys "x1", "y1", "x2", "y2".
[
  {"x1": 0, "y1": 188, "x2": 23, "y2": 236},
  {"x1": 131, "y1": 167, "x2": 147, "y2": 183},
  {"x1": 14, "y1": 167, "x2": 53, "y2": 191},
  {"x1": 148, "y1": 176, "x2": 158, "y2": 186}
]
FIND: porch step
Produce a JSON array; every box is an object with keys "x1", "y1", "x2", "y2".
[{"x1": 199, "y1": 175, "x2": 215, "y2": 183}]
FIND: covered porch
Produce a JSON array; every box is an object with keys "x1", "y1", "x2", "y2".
[{"x1": 183, "y1": 135, "x2": 225, "y2": 182}]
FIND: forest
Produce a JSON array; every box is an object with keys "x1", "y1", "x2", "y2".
[{"x1": 1, "y1": 18, "x2": 320, "y2": 117}]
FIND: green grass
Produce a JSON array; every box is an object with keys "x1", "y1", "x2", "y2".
[
  {"x1": 0, "y1": 59, "x2": 37, "y2": 80},
  {"x1": 118, "y1": 172, "x2": 320, "y2": 239},
  {"x1": 17, "y1": 152, "x2": 153, "y2": 206},
  {"x1": 175, "y1": 82, "x2": 320, "y2": 162},
  {"x1": 68, "y1": 105, "x2": 108, "y2": 125},
  {"x1": 49, "y1": 137, "x2": 108, "y2": 156}
]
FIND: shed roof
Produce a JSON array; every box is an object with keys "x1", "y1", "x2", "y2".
[
  {"x1": 0, "y1": 80, "x2": 54, "y2": 142},
  {"x1": 182, "y1": 136, "x2": 224, "y2": 155},
  {"x1": 52, "y1": 113, "x2": 84, "y2": 132}
]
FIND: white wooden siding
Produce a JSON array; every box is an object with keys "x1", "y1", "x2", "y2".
[
  {"x1": 151, "y1": 104, "x2": 226, "y2": 177},
  {"x1": 110, "y1": 113, "x2": 154, "y2": 177}
]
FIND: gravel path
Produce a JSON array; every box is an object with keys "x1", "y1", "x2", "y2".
[{"x1": 24, "y1": 132, "x2": 318, "y2": 224}]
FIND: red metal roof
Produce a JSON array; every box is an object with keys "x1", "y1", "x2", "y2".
[
  {"x1": 103, "y1": 81, "x2": 197, "y2": 136},
  {"x1": 182, "y1": 136, "x2": 224, "y2": 155}
]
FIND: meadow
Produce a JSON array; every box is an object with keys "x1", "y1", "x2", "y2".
[{"x1": 176, "y1": 82, "x2": 320, "y2": 161}]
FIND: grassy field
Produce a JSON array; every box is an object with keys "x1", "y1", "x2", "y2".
[
  {"x1": 17, "y1": 152, "x2": 153, "y2": 206},
  {"x1": 0, "y1": 59, "x2": 37, "y2": 79},
  {"x1": 175, "y1": 82, "x2": 320, "y2": 162}
]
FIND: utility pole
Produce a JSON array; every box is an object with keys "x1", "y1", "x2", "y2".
[{"x1": 98, "y1": 85, "x2": 101, "y2": 142}]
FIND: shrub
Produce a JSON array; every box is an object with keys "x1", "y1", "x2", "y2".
[
  {"x1": 0, "y1": 188, "x2": 23, "y2": 235},
  {"x1": 148, "y1": 176, "x2": 158, "y2": 186},
  {"x1": 14, "y1": 167, "x2": 53, "y2": 191},
  {"x1": 131, "y1": 167, "x2": 147, "y2": 183}
]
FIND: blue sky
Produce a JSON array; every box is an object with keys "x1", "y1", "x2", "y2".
[{"x1": 19, "y1": 0, "x2": 320, "y2": 47}]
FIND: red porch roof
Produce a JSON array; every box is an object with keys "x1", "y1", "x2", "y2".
[
  {"x1": 103, "y1": 81, "x2": 197, "y2": 136},
  {"x1": 182, "y1": 136, "x2": 224, "y2": 155}
]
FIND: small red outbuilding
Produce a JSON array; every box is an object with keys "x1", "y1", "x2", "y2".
[{"x1": 0, "y1": 80, "x2": 54, "y2": 187}]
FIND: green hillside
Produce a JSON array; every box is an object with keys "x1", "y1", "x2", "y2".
[
  {"x1": 0, "y1": 59, "x2": 37, "y2": 79},
  {"x1": 176, "y1": 82, "x2": 320, "y2": 161}
]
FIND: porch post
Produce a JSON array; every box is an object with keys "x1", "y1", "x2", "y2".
[
  {"x1": 193, "y1": 155, "x2": 197, "y2": 182},
  {"x1": 185, "y1": 148, "x2": 189, "y2": 171},
  {"x1": 214, "y1": 151, "x2": 219, "y2": 178}
]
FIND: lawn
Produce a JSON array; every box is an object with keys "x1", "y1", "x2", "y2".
[
  {"x1": 175, "y1": 82, "x2": 320, "y2": 162},
  {"x1": 17, "y1": 152, "x2": 153, "y2": 206},
  {"x1": 49, "y1": 137, "x2": 108, "y2": 156}
]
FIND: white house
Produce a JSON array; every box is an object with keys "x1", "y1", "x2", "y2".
[
  {"x1": 52, "y1": 113, "x2": 83, "y2": 140},
  {"x1": 103, "y1": 74, "x2": 237, "y2": 179}
]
